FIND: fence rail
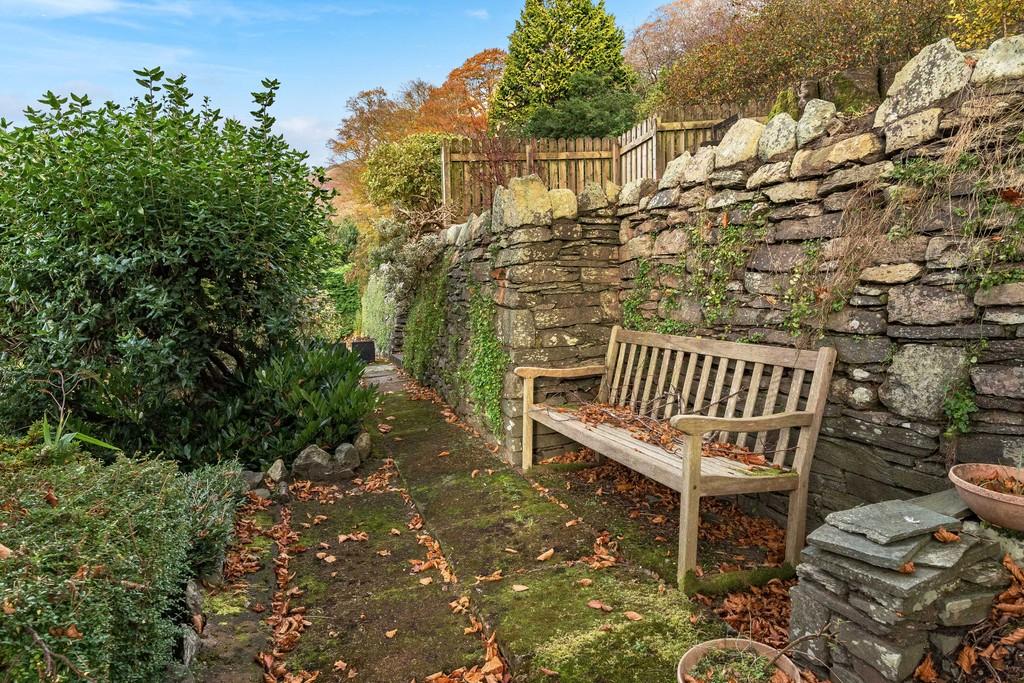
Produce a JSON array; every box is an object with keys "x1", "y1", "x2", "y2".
[{"x1": 441, "y1": 100, "x2": 773, "y2": 221}]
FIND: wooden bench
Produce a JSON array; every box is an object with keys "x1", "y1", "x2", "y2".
[{"x1": 515, "y1": 326, "x2": 836, "y2": 588}]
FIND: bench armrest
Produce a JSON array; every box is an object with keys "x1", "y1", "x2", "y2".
[
  {"x1": 514, "y1": 365, "x2": 606, "y2": 379},
  {"x1": 669, "y1": 410, "x2": 815, "y2": 435}
]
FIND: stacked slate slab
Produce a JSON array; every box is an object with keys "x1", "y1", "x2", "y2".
[{"x1": 789, "y1": 491, "x2": 1014, "y2": 683}]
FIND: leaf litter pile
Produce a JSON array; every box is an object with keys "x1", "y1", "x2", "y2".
[
  {"x1": 541, "y1": 449, "x2": 786, "y2": 572},
  {"x1": 932, "y1": 553, "x2": 1024, "y2": 683},
  {"x1": 556, "y1": 403, "x2": 784, "y2": 470},
  {"x1": 684, "y1": 647, "x2": 795, "y2": 683}
]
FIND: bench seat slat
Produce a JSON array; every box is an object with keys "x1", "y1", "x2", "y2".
[{"x1": 529, "y1": 407, "x2": 799, "y2": 496}]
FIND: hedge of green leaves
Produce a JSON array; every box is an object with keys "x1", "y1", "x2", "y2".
[
  {"x1": 0, "y1": 68, "x2": 332, "y2": 461},
  {"x1": 0, "y1": 447, "x2": 245, "y2": 681},
  {"x1": 361, "y1": 272, "x2": 399, "y2": 355}
]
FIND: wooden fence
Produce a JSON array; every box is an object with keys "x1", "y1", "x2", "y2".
[{"x1": 441, "y1": 100, "x2": 772, "y2": 220}]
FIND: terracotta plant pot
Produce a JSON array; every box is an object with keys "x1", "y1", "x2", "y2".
[
  {"x1": 678, "y1": 638, "x2": 801, "y2": 683},
  {"x1": 949, "y1": 463, "x2": 1024, "y2": 532}
]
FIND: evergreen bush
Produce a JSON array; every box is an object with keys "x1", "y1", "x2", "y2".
[{"x1": 0, "y1": 69, "x2": 332, "y2": 460}]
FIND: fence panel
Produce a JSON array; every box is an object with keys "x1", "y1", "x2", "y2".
[{"x1": 441, "y1": 100, "x2": 774, "y2": 222}]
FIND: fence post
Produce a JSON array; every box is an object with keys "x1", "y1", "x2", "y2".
[
  {"x1": 525, "y1": 138, "x2": 535, "y2": 175},
  {"x1": 611, "y1": 138, "x2": 621, "y2": 186},
  {"x1": 440, "y1": 140, "x2": 452, "y2": 221},
  {"x1": 652, "y1": 116, "x2": 661, "y2": 181}
]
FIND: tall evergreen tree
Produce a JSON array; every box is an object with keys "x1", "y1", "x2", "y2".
[{"x1": 491, "y1": 0, "x2": 630, "y2": 131}]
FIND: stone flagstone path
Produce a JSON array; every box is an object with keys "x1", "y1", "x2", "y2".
[{"x1": 196, "y1": 364, "x2": 715, "y2": 682}]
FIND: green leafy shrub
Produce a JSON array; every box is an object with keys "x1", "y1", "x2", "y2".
[
  {"x1": 0, "y1": 456, "x2": 194, "y2": 681},
  {"x1": 402, "y1": 258, "x2": 451, "y2": 382},
  {"x1": 322, "y1": 263, "x2": 361, "y2": 338},
  {"x1": 361, "y1": 271, "x2": 399, "y2": 355},
  {"x1": 523, "y1": 70, "x2": 639, "y2": 138},
  {"x1": 182, "y1": 461, "x2": 247, "y2": 576},
  {"x1": 0, "y1": 68, "x2": 332, "y2": 460},
  {"x1": 363, "y1": 132, "x2": 451, "y2": 213},
  {"x1": 197, "y1": 343, "x2": 379, "y2": 468}
]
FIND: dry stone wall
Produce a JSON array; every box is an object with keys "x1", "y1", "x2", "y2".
[
  {"x1": 409, "y1": 177, "x2": 622, "y2": 457},
  {"x1": 402, "y1": 34, "x2": 1024, "y2": 530},
  {"x1": 614, "y1": 34, "x2": 1024, "y2": 527}
]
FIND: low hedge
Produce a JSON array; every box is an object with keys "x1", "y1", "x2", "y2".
[{"x1": 0, "y1": 447, "x2": 245, "y2": 681}]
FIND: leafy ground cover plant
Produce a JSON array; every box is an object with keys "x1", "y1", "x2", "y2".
[
  {"x1": 687, "y1": 648, "x2": 787, "y2": 683},
  {"x1": 0, "y1": 68, "x2": 332, "y2": 461},
  {"x1": 0, "y1": 447, "x2": 245, "y2": 681},
  {"x1": 195, "y1": 342, "x2": 379, "y2": 468}
]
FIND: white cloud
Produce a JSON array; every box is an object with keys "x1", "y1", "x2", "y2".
[
  {"x1": 275, "y1": 115, "x2": 334, "y2": 166},
  {"x1": 465, "y1": 8, "x2": 489, "y2": 20},
  {"x1": 0, "y1": 0, "x2": 121, "y2": 16}
]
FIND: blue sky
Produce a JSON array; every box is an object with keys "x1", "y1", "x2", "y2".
[{"x1": 0, "y1": 0, "x2": 661, "y2": 166}]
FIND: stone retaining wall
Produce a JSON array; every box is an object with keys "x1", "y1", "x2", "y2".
[
  {"x1": 612, "y1": 35, "x2": 1024, "y2": 527},
  {"x1": 401, "y1": 34, "x2": 1024, "y2": 526},
  {"x1": 411, "y1": 179, "x2": 622, "y2": 457}
]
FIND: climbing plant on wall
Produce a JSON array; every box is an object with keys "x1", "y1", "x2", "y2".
[
  {"x1": 402, "y1": 255, "x2": 451, "y2": 383},
  {"x1": 463, "y1": 289, "x2": 511, "y2": 436}
]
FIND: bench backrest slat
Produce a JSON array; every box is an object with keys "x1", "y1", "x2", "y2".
[{"x1": 599, "y1": 326, "x2": 835, "y2": 474}]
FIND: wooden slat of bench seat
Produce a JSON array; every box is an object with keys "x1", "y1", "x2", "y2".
[
  {"x1": 615, "y1": 329, "x2": 820, "y2": 371},
  {"x1": 529, "y1": 407, "x2": 799, "y2": 496}
]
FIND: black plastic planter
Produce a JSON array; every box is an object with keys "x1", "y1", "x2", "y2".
[{"x1": 350, "y1": 340, "x2": 375, "y2": 363}]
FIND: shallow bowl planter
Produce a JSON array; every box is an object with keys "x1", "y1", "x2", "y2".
[
  {"x1": 949, "y1": 463, "x2": 1024, "y2": 532},
  {"x1": 678, "y1": 638, "x2": 800, "y2": 683}
]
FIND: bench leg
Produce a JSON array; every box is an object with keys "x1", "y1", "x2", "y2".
[
  {"x1": 784, "y1": 479, "x2": 810, "y2": 565},
  {"x1": 677, "y1": 433, "x2": 703, "y2": 589},
  {"x1": 522, "y1": 377, "x2": 534, "y2": 470}
]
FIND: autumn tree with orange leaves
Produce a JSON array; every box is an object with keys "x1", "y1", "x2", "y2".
[{"x1": 417, "y1": 48, "x2": 506, "y2": 136}]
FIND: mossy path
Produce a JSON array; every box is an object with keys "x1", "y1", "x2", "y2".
[{"x1": 197, "y1": 364, "x2": 729, "y2": 682}]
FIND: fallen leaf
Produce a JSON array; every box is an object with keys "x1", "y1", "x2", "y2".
[
  {"x1": 419, "y1": 577, "x2": 433, "y2": 585},
  {"x1": 2, "y1": 600, "x2": 14, "y2": 615},
  {"x1": 437, "y1": 450, "x2": 450, "y2": 458},
  {"x1": 536, "y1": 548, "x2": 555, "y2": 562},
  {"x1": 539, "y1": 667, "x2": 559, "y2": 677},
  {"x1": 512, "y1": 584, "x2": 529, "y2": 592},
  {"x1": 385, "y1": 629, "x2": 398, "y2": 639},
  {"x1": 933, "y1": 527, "x2": 960, "y2": 544},
  {"x1": 0, "y1": 544, "x2": 11, "y2": 560},
  {"x1": 64, "y1": 624, "x2": 83, "y2": 639},
  {"x1": 565, "y1": 519, "x2": 579, "y2": 527},
  {"x1": 623, "y1": 611, "x2": 644, "y2": 621},
  {"x1": 377, "y1": 424, "x2": 393, "y2": 434},
  {"x1": 587, "y1": 600, "x2": 612, "y2": 612},
  {"x1": 913, "y1": 653, "x2": 938, "y2": 682},
  {"x1": 44, "y1": 488, "x2": 58, "y2": 507},
  {"x1": 333, "y1": 660, "x2": 348, "y2": 672},
  {"x1": 957, "y1": 644, "x2": 977, "y2": 673},
  {"x1": 577, "y1": 578, "x2": 593, "y2": 587},
  {"x1": 1000, "y1": 627, "x2": 1024, "y2": 645},
  {"x1": 898, "y1": 561, "x2": 915, "y2": 574},
  {"x1": 390, "y1": 528, "x2": 401, "y2": 536}
]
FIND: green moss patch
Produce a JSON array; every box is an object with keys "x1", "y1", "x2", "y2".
[{"x1": 477, "y1": 565, "x2": 716, "y2": 682}]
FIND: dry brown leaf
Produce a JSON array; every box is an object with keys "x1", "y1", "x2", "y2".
[
  {"x1": 957, "y1": 644, "x2": 977, "y2": 673},
  {"x1": 333, "y1": 660, "x2": 348, "y2": 672},
  {"x1": 2, "y1": 600, "x2": 14, "y2": 615},
  {"x1": 913, "y1": 653, "x2": 938, "y2": 682},
  {"x1": 437, "y1": 450, "x2": 450, "y2": 458},
  {"x1": 385, "y1": 629, "x2": 398, "y2": 639},
  {"x1": 536, "y1": 548, "x2": 555, "y2": 562},
  {"x1": 0, "y1": 543, "x2": 11, "y2": 560},
  {"x1": 577, "y1": 578, "x2": 593, "y2": 587},
  {"x1": 898, "y1": 561, "x2": 915, "y2": 574},
  {"x1": 933, "y1": 527, "x2": 960, "y2": 544},
  {"x1": 44, "y1": 488, "x2": 58, "y2": 507},
  {"x1": 1000, "y1": 627, "x2": 1024, "y2": 645},
  {"x1": 512, "y1": 584, "x2": 529, "y2": 592},
  {"x1": 623, "y1": 611, "x2": 643, "y2": 621},
  {"x1": 587, "y1": 599, "x2": 612, "y2": 612},
  {"x1": 419, "y1": 577, "x2": 433, "y2": 586}
]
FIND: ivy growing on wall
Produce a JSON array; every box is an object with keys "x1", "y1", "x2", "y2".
[
  {"x1": 462, "y1": 288, "x2": 510, "y2": 436},
  {"x1": 402, "y1": 255, "x2": 451, "y2": 382},
  {"x1": 679, "y1": 213, "x2": 767, "y2": 325}
]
